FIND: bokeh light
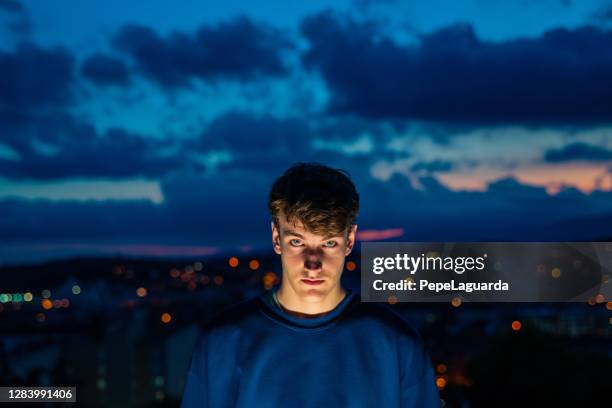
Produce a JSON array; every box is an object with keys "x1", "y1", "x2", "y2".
[
  {"x1": 41, "y1": 299, "x2": 53, "y2": 310},
  {"x1": 249, "y1": 259, "x2": 260, "y2": 270}
]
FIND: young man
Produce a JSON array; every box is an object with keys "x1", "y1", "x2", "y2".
[{"x1": 181, "y1": 162, "x2": 440, "y2": 407}]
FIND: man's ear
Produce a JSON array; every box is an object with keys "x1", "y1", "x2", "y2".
[
  {"x1": 271, "y1": 221, "x2": 282, "y2": 255},
  {"x1": 345, "y1": 224, "x2": 358, "y2": 256}
]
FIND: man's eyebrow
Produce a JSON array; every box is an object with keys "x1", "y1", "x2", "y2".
[
  {"x1": 283, "y1": 229, "x2": 344, "y2": 241},
  {"x1": 322, "y1": 235, "x2": 344, "y2": 240},
  {"x1": 282, "y1": 229, "x2": 304, "y2": 238},
  {"x1": 283, "y1": 229, "x2": 343, "y2": 240}
]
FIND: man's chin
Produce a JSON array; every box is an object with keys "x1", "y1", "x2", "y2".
[{"x1": 297, "y1": 287, "x2": 328, "y2": 302}]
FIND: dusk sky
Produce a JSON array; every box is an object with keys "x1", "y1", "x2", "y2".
[{"x1": 1, "y1": 0, "x2": 612, "y2": 264}]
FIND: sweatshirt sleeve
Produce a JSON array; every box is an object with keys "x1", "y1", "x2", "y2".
[
  {"x1": 180, "y1": 329, "x2": 209, "y2": 408},
  {"x1": 399, "y1": 328, "x2": 441, "y2": 408}
]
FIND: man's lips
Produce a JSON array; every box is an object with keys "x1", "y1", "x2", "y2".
[{"x1": 301, "y1": 279, "x2": 325, "y2": 285}]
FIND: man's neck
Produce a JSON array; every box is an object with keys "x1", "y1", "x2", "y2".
[{"x1": 276, "y1": 284, "x2": 347, "y2": 316}]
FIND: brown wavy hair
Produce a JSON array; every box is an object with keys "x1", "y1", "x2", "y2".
[{"x1": 268, "y1": 162, "x2": 359, "y2": 237}]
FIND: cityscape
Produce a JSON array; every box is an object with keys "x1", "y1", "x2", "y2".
[{"x1": 1, "y1": 250, "x2": 610, "y2": 407}]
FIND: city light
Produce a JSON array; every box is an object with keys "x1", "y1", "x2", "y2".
[
  {"x1": 228, "y1": 256, "x2": 239, "y2": 268},
  {"x1": 161, "y1": 312, "x2": 172, "y2": 324},
  {"x1": 97, "y1": 378, "x2": 107, "y2": 390},
  {"x1": 72, "y1": 285, "x2": 81, "y2": 295},
  {"x1": 263, "y1": 271, "x2": 278, "y2": 289},
  {"x1": 249, "y1": 259, "x2": 260, "y2": 270},
  {"x1": 551, "y1": 268, "x2": 561, "y2": 278}
]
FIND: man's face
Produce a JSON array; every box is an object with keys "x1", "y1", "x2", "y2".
[{"x1": 271, "y1": 211, "x2": 357, "y2": 303}]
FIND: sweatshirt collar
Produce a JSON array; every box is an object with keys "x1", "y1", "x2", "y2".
[{"x1": 259, "y1": 285, "x2": 357, "y2": 330}]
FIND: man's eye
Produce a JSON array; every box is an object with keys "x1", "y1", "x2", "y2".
[
  {"x1": 289, "y1": 239, "x2": 302, "y2": 246},
  {"x1": 323, "y1": 241, "x2": 337, "y2": 248}
]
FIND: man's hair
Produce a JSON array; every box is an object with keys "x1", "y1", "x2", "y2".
[{"x1": 268, "y1": 162, "x2": 359, "y2": 237}]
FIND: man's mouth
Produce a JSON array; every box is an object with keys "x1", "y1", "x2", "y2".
[{"x1": 301, "y1": 279, "x2": 325, "y2": 285}]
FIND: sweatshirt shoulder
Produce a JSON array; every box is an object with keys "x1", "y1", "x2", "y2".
[
  {"x1": 188, "y1": 298, "x2": 261, "y2": 368},
  {"x1": 199, "y1": 296, "x2": 263, "y2": 335}
]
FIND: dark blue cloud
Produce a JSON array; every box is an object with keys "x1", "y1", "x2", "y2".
[
  {"x1": 0, "y1": 197, "x2": 163, "y2": 242},
  {"x1": 192, "y1": 111, "x2": 314, "y2": 174},
  {"x1": 411, "y1": 160, "x2": 453, "y2": 172},
  {"x1": 0, "y1": 0, "x2": 31, "y2": 35},
  {"x1": 0, "y1": 42, "x2": 74, "y2": 111},
  {"x1": 1, "y1": 172, "x2": 611, "y2": 250},
  {"x1": 0, "y1": 106, "x2": 383, "y2": 181},
  {"x1": 301, "y1": 12, "x2": 612, "y2": 124},
  {"x1": 0, "y1": 113, "x2": 187, "y2": 179},
  {"x1": 352, "y1": 0, "x2": 398, "y2": 13},
  {"x1": 8, "y1": 18, "x2": 31, "y2": 35},
  {"x1": 0, "y1": 0, "x2": 23, "y2": 14},
  {"x1": 359, "y1": 174, "x2": 612, "y2": 241},
  {"x1": 544, "y1": 142, "x2": 612, "y2": 162},
  {"x1": 592, "y1": 4, "x2": 612, "y2": 23},
  {"x1": 80, "y1": 53, "x2": 131, "y2": 86},
  {"x1": 191, "y1": 111, "x2": 392, "y2": 178},
  {"x1": 112, "y1": 16, "x2": 292, "y2": 89},
  {"x1": 198, "y1": 111, "x2": 309, "y2": 151}
]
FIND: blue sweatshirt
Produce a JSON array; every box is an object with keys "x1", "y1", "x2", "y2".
[{"x1": 181, "y1": 287, "x2": 441, "y2": 407}]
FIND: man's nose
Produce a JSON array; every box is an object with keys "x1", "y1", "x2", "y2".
[
  {"x1": 303, "y1": 248, "x2": 322, "y2": 271},
  {"x1": 304, "y1": 258, "x2": 322, "y2": 271}
]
